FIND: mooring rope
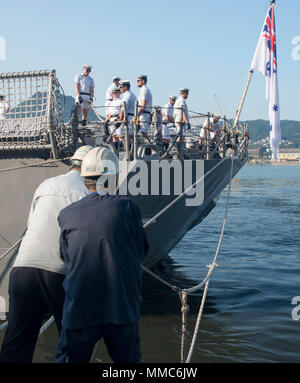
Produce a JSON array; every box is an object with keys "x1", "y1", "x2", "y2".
[
  {"x1": 0, "y1": 321, "x2": 8, "y2": 331},
  {"x1": 90, "y1": 103, "x2": 105, "y2": 122},
  {"x1": 0, "y1": 237, "x2": 23, "y2": 261},
  {"x1": 140, "y1": 153, "x2": 234, "y2": 363},
  {"x1": 184, "y1": 155, "x2": 234, "y2": 363},
  {"x1": 39, "y1": 316, "x2": 55, "y2": 336},
  {"x1": 185, "y1": 280, "x2": 210, "y2": 363},
  {"x1": 0, "y1": 157, "x2": 71, "y2": 174},
  {"x1": 179, "y1": 291, "x2": 189, "y2": 363},
  {"x1": 141, "y1": 265, "x2": 181, "y2": 293},
  {"x1": 0, "y1": 316, "x2": 55, "y2": 337}
]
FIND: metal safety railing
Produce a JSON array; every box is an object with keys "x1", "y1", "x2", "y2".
[
  {"x1": 75, "y1": 102, "x2": 249, "y2": 162},
  {"x1": 0, "y1": 70, "x2": 77, "y2": 158}
]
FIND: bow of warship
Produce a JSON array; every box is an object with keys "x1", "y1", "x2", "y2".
[{"x1": 0, "y1": 70, "x2": 249, "y2": 317}]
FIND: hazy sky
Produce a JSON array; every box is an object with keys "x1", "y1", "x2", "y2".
[{"x1": 0, "y1": 0, "x2": 299, "y2": 120}]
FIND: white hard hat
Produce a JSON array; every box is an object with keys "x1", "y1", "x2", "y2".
[
  {"x1": 81, "y1": 147, "x2": 119, "y2": 177},
  {"x1": 70, "y1": 145, "x2": 93, "y2": 163},
  {"x1": 83, "y1": 64, "x2": 92, "y2": 70}
]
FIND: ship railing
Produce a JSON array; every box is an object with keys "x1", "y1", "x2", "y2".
[
  {"x1": 0, "y1": 70, "x2": 77, "y2": 158},
  {"x1": 84, "y1": 103, "x2": 249, "y2": 161}
]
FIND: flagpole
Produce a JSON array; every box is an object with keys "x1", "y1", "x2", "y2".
[
  {"x1": 232, "y1": 70, "x2": 254, "y2": 130},
  {"x1": 233, "y1": 0, "x2": 276, "y2": 130}
]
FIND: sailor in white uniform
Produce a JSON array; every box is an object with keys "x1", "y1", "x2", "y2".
[
  {"x1": 0, "y1": 95, "x2": 9, "y2": 120},
  {"x1": 105, "y1": 76, "x2": 121, "y2": 118},
  {"x1": 74, "y1": 65, "x2": 95, "y2": 126},
  {"x1": 119, "y1": 80, "x2": 137, "y2": 137},
  {"x1": 200, "y1": 114, "x2": 222, "y2": 143},
  {"x1": 105, "y1": 88, "x2": 123, "y2": 150},
  {"x1": 162, "y1": 96, "x2": 176, "y2": 151},
  {"x1": 137, "y1": 75, "x2": 152, "y2": 137},
  {"x1": 173, "y1": 88, "x2": 190, "y2": 157}
]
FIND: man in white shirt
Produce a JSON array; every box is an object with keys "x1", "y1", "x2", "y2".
[
  {"x1": 200, "y1": 115, "x2": 222, "y2": 143},
  {"x1": 74, "y1": 65, "x2": 95, "y2": 126},
  {"x1": 162, "y1": 96, "x2": 176, "y2": 151},
  {"x1": 173, "y1": 88, "x2": 190, "y2": 158},
  {"x1": 0, "y1": 146, "x2": 92, "y2": 363},
  {"x1": 137, "y1": 75, "x2": 152, "y2": 138},
  {"x1": 105, "y1": 88, "x2": 123, "y2": 151},
  {"x1": 0, "y1": 95, "x2": 9, "y2": 120},
  {"x1": 119, "y1": 80, "x2": 137, "y2": 138},
  {"x1": 105, "y1": 76, "x2": 121, "y2": 118}
]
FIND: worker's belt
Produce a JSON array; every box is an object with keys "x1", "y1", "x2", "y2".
[
  {"x1": 110, "y1": 113, "x2": 120, "y2": 118},
  {"x1": 128, "y1": 113, "x2": 135, "y2": 116},
  {"x1": 142, "y1": 111, "x2": 151, "y2": 115},
  {"x1": 80, "y1": 92, "x2": 91, "y2": 96}
]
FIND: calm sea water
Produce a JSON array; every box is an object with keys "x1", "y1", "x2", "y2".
[
  {"x1": 146, "y1": 163, "x2": 300, "y2": 363},
  {"x1": 1, "y1": 164, "x2": 300, "y2": 363}
]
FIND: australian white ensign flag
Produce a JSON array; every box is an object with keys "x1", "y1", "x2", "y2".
[{"x1": 250, "y1": 2, "x2": 281, "y2": 160}]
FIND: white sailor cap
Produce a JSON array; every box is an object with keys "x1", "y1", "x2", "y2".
[
  {"x1": 112, "y1": 87, "x2": 121, "y2": 92},
  {"x1": 83, "y1": 64, "x2": 92, "y2": 70},
  {"x1": 113, "y1": 76, "x2": 121, "y2": 81},
  {"x1": 180, "y1": 88, "x2": 189, "y2": 93},
  {"x1": 119, "y1": 80, "x2": 130, "y2": 87},
  {"x1": 137, "y1": 74, "x2": 147, "y2": 81},
  {"x1": 169, "y1": 95, "x2": 177, "y2": 100}
]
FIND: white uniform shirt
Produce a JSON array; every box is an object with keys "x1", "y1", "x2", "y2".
[
  {"x1": 201, "y1": 118, "x2": 222, "y2": 139},
  {"x1": 162, "y1": 102, "x2": 174, "y2": 123},
  {"x1": 122, "y1": 90, "x2": 137, "y2": 115},
  {"x1": 107, "y1": 98, "x2": 123, "y2": 118},
  {"x1": 0, "y1": 101, "x2": 9, "y2": 120},
  {"x1": 174, "y1": 96, "x2": 189, "y2": 123},
  {"x1": 14, "y1": 171, "x2": 88, "y2": 275},
  {"x1": 74, "y1": 74, "x2": 95, "y2": 94},
  {"x1": 138, "y1": 85, "x2": 152, "y2": 114},
  {"x1": 105, "y1": 83, "x2": 118, "y2": 101}
]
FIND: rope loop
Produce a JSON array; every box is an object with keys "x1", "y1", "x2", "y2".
[{"x1": 181, "y1": 302, "x2": 190, "y2": 316}]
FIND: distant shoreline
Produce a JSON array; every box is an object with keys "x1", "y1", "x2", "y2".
[{"x1": 248, "y1": 160, "x2": 300, "y2": 166}]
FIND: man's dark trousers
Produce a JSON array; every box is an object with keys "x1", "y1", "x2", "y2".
[
  {"x1": 54, "y1": 322, "x2": 141, "y2": 363},
  {"x1": 0, "y1": 267, "x2": 65, "y2": 363}
]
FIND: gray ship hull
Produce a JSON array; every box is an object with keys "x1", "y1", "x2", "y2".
[
  {"x1": 0, "y1": 155, "x2": 246, "y2": 316},
  {"x1": 139, "y1": 158, "x2": 246, "y2": 267}
]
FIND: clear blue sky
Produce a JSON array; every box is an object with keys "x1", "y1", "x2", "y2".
[{"x1": 0, "y1": 0, "x2": 299, "y2": 120}]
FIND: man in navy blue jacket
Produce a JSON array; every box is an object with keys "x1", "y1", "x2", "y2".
[{"x1": 54, "y1": 147, "x2": 149, "y2": 363}]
